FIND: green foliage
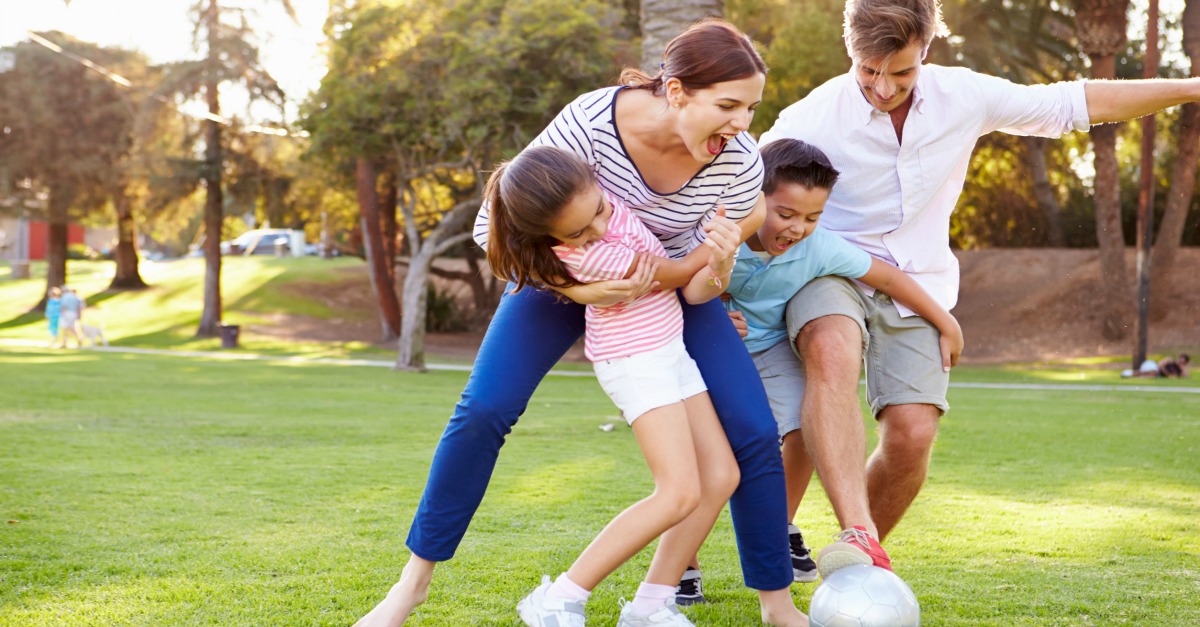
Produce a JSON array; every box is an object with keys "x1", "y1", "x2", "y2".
[
  {"x1": 0, "y1": 33, "x2": 142, "y2": 219},
  {"x1": 729, "y1": 0, "x2": 849, "y2": 136},
  {"x1": 1, "y1": 352, "x2": 1199, "y2": 624},
  {"x1": 426, "y1": 285, "x2": 468, "y2": 333}
]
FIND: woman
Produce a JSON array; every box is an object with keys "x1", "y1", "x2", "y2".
[{"x1": 356, "y1": 18, "x2": 806, "y2": 627}]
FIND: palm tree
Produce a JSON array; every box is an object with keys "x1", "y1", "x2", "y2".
[
  {"x1": 1152, "y1": 0, "x2": 1200, "y2": 319},
  {"x1": 640, "y1": 0, "x2": 723, "y2": 70},
  {"x1": 1075, "y1": 0, "x2": 1131, "y2": 340},
  {"x1": 189, "y1": 0, "x2": 295, "y2": 337}
]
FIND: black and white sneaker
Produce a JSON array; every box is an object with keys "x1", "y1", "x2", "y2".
[
  {"x1": 789, "y1": 524, "x2": 818, "y2": 583},
  {"x1": 674, "y1": 566, "x2": 706, "y2": 606}
]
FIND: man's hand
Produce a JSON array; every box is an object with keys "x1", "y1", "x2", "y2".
[{"x1": 727, "y1": 309, "x2": 749, "y2": 339}]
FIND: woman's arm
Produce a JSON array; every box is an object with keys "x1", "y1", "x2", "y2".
[{"x1": 858, "y1": 259, "x2": 964, "y2": 369}]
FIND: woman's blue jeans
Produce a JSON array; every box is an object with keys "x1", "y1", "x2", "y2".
[{"x1": 406, "y1": 287, "x2": 792, "y2": 590}]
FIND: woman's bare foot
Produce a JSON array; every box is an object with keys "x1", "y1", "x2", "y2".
[
  {"x1": 352, "y1": 555, "x2": 436, "y2": 627},
  {"x1": 758, "y1": 587, "x2": 809, "y2": 627}
]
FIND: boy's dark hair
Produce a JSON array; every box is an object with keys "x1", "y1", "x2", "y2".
[{"x1": 760, "y1": 139, "x2": 840, "y2": 195}]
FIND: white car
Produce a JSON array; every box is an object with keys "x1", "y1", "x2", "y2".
[{"x1": 220, "y1": 229, "x2": 307, "y2": 257}]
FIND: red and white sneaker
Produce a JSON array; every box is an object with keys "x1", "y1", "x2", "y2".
[{"x1": 815, "y1": 525, "x2": 892, "y2": 578}]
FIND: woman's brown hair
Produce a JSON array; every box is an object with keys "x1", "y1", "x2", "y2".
[
  {"x1": 619, "y1": 17, "x2": 767, "y2": 96},
  {"x1": 485, "y1": 145, "x2": 596, "y2": 294}
]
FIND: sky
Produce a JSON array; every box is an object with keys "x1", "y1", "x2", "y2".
[{"x1": 0, "y1": 0, "x2": 329, "y2": 123}]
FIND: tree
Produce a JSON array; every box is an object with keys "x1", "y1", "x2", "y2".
[
  {"x1": 0, "y1": 34, "x2": 138, "y2": 304},
  {"x1": 306, "y1": 0, "x2": 629, "y2": 370},
  {"x1": 1152, "y1": 0, "x2": 1200, "y2": 319},
  {"x1": 640, "y1": 0, "x2": 723, "y2": 70},
  {"x1": 169, "y1": 0, "x2": 294, "y2": 337},
  {"x1": 1076, "y1": 0, "x2": 1132, "y2": 339}
]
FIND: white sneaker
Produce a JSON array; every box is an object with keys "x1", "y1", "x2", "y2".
[
  {"x1": 517, "y1": 575, "x2": 586, "y2": 627},
  {"x1": 616, "y1": 599, "x2": 694, "y2": 626}
]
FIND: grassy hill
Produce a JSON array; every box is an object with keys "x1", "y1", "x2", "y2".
[{"x1": 0, "y1": 257, "x2": 388, "y2": 359}]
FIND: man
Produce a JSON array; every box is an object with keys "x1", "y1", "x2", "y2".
[{"x1": 759, "y1": 0, "x2": 1200, "y2": 576}]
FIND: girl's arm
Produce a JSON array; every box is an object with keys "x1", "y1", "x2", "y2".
[{"x1": 858, "y1": 259, "x2": 965, "y2": 370}]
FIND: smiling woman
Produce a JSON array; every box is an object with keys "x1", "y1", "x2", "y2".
[{"x1": 354, "y1": 16, "x2": 812, "y2": 627}]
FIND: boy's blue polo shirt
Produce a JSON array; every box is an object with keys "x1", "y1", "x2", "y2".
[{"x1": 726, "y1": 226, "x2": 873, "y2": 353}]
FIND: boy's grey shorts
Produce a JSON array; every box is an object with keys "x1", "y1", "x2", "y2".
[
  {"x1": 785, "y1": 276, "x2": 950, "y2": 418},
  {"x1": 749, "y1": 340, "x2": 806, "y2": 439}
]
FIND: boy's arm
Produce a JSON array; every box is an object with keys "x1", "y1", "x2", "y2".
[{"x1": 858, "y1": 259, "x2": 964, "y2": 369}]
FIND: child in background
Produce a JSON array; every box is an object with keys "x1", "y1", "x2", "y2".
[
  {"x1": 723, "y1": 138, "x2": 963, "y2": 579},
  {"x1": 486, "y1": 145, "x2": 743, "y2": 627},
  {"x1": 45, "y1": 287, "x2": 62, "y2": 347}
]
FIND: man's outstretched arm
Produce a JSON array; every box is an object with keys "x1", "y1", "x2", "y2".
[{"x1": 1086, "y1": 78, "x2": 1200, "y2": 124}]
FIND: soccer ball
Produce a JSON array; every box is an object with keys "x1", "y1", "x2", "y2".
[{"x1": 809, "y1": 565, "x2": 920, "y2": 627}]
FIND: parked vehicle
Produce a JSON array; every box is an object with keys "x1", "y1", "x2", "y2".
[{"x1": 220, "y1": 229, "x2": 308, "y2": 257}]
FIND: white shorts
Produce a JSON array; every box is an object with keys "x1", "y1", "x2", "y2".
[{"x1": 593, "y1": 337, "x2": 708, "y2": 424}]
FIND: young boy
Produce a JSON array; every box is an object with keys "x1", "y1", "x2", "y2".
[
  {"x1": 727, "y1": 138, "x2": 963, "y2": 581},
  {"x1": 676, "y1": 139, "x2": 964, "y2": 603}
]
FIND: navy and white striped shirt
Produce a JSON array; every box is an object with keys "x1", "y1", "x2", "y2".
[{"x1": 474, "y1": 86, "x2": 764, "y2": 260}]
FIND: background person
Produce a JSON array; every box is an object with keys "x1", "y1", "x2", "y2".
[
  {"x1": 355, "y1": 18, "x2": 807, "y2": 627},
  {"x1": 759, "y1": 0, "x2": 1200, "y2": 576}
]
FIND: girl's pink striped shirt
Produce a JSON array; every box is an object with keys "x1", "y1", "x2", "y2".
[{"x1": 553, "y1": 191, "x2": 683, "y2": 362}]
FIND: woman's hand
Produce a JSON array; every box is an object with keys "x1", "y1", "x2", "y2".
[{"x1": 555, "y1": 253, "x2": 661, "y2": 306}]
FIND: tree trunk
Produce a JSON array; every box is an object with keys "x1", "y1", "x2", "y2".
[
  {"x1": 396, "y1": 249, "x2": 430, "y2": 372},
  {"x1": 1089, "y1": 119, "x2": 1129, "y2": 340},
  {"x1": 197, "y1": 0, "x2": 223, "y2": 338},
  {"x1": 1151, "y1": 0, "x2": 1200, "y2": 320},
  {"x1": 1023, "y1": 136, "x2": 1065, "y2": 247},
  {"x1": 381, "y1": 170, "x2": 399, "y2": 286},
  {"x1": 44, "y1": 190, "x2": 70, "y2": 297},
  {"x1": 108, "y1": 189, "x2": 148, "y2": 290},
  {"x1": 463, "y1": 242, "x2": 500, "y2": 318},
  {"x1": 395, "y1": 196, "x2": 480, "y2": 371},
  {"x1": 640, "y1": 0, "x2": 724, "y2": 71},
  {"x1": 357, "y1": 157, "x2": 401, "y2": 341}
]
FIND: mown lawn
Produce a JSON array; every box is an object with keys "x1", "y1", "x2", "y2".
[{"x1": 1, "y1": 348, "x2": 1197, "y2": 625}]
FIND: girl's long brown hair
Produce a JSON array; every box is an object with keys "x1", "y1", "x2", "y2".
[
  {"x1": 485, "y1": 145, "x2": 595, "y2": 293},
  {"x1": 619, "y1": 17, "x2": 767, "y2": 96}
]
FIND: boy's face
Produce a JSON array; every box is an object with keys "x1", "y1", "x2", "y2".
[{"x1": 749, "y1": 181, "x2": 829, "y2": 256}]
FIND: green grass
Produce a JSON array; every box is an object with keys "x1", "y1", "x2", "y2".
[
  {"x1": 0, "y1": 258, "x2": 391, "y2": 359},
  {"x1": 1, "y1": 349, "x2": 1197, "y2": 625}
]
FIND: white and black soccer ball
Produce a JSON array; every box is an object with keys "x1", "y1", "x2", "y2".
[{"x1": 809, "y1": 565, "x2": 920, "y2": 627}]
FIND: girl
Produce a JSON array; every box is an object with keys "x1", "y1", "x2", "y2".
[
  {"x1": 487, "y1": 145, "x2": 740, "y2": 627},
  {"x1": 45, "y1": 287, "x2": 62, "y2": 347},
  {"x1": 355, "y1": 18, "x2": 807, "y2": 627}
]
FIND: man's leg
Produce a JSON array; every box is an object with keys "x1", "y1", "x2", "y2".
[
  {"x1": 861, "y1": 291, "x2": 950, "y2": 542},
  {"x1": 794, "y1": 315, "x2": 874, "y2": 536},
  {"x1": 867, "y1": 403, "x2": 940, "y2": 540}
]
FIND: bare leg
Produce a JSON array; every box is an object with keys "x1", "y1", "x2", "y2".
[
  {"x1": 566, "y1": 402, "x2": 700, "y2": 589},
  {"x1": 795, "y1": 317, "x2": 877, "y2": 538},
  {"x1": 758, "y1": 588, "x2": 810, "y2": 627},
  {"x1": 867, "y1": 404, "x2": 939, "y2": 540},
  {"x1": 781, "y1": 430, "x2": 814, "y2": 523},
  {"x1": 352, "y1": 554, "x2": 435, "y2": 627},
  {"x1": 644, "y1": 393, "x2": 740, "y2": 586}
]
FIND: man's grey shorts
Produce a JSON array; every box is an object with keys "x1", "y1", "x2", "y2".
[{"x1": 785, "y1": 276, "x2": 950, "y2": 418}]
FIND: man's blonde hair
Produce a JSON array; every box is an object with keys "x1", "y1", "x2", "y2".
[{"x1": 843, "y1": 0, "x2": 949, "y2": 62}]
